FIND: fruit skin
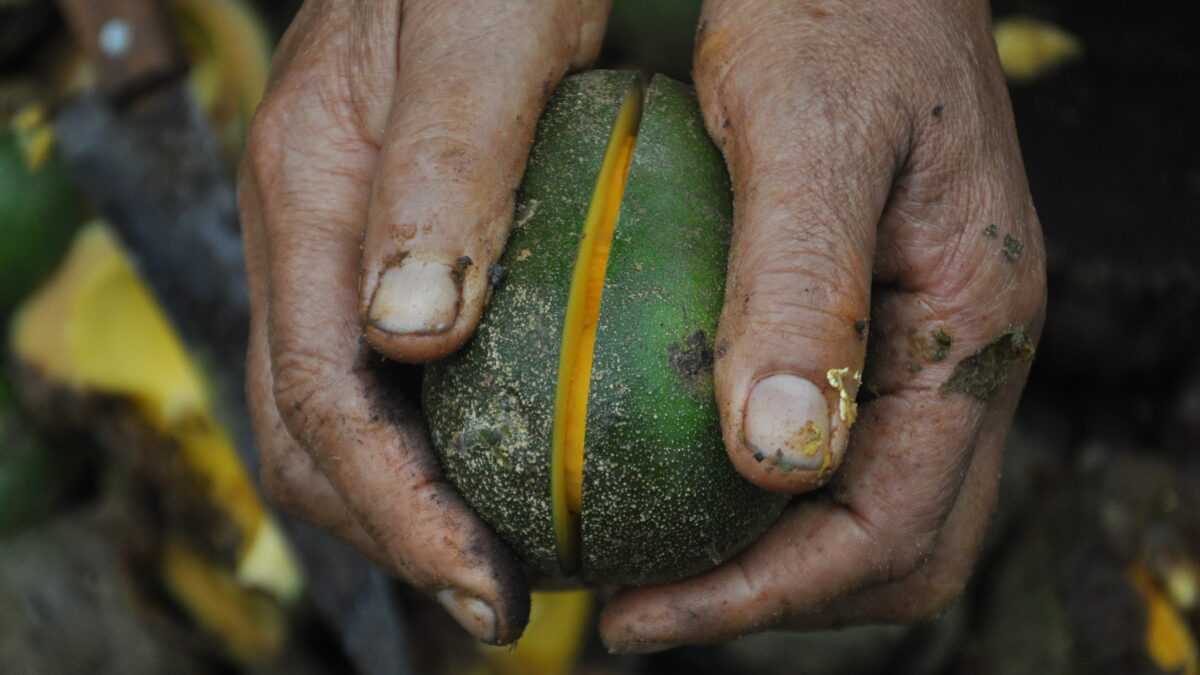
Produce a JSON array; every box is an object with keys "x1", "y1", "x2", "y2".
[
  {"x1": 0, "y1": 128, "x2": 83, "y2": 312},
  {"x1": 0, "y1": 373, "x2": 81, "y2": 534},
  {"x1": 425, "y1": 71, "x2": 636, "y2": 577},
  {"x1": 423, "y1": 71, "x2": 787, "y2": 585},
  {"x1": 577, "y1": 75, "x2": 787, "y2": 583}
]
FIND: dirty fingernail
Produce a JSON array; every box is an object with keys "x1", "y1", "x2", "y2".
[
  {"x1": 437, "y1": 588, "x2": 499, "y2": 644},
  {"x1": 369, "y1": 258, "x2": 459, "y2": 334},
  {"x1": 743, "y1": 374, "x2": 830, "y2": 471}
]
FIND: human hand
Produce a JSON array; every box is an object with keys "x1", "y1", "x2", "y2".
[
  {"x1": 600, "y1": 0, "x2": 1046, "y2": 652},
  {"x1": 237, "y1": 0, "x2": 609, "y2": 645}
]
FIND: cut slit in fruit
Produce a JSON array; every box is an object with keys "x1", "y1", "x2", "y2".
[{"x1": 550, "y1": 82, "x2": 644, "y2": 573}]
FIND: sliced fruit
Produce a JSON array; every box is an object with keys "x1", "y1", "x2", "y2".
[
  {"x1": 424, "y1": 71, "x2": 786, "y2": 585},
  {"x1": 551, "y1": 82, "x2": 642, "y2": 572}
]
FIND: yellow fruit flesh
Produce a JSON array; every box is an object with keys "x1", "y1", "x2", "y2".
[
  {"x1": 1131, "y1": 562, "x2": 1199, "y2": 675},
  {"x1": 550, "y1": 84, "x2": 642, "y2": 571}
]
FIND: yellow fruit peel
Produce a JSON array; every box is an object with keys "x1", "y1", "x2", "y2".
[
  {"x1": 161, "y1": 537, "x2": 287, "y2": 664},
  {"x1": 9, "y1": 223, "x2": 302, "y2": 615},
  {"x1": 171, "y1": 0, "x2": 271, "y2": 154}
]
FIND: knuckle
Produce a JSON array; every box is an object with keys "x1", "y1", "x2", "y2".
[
  {"x1": 871, "y1": 528, "x2": 939, "y2": 584},
  {"x1": 919, "y1": 213, "x2": 1048, "y2": 336},
  {"x1": 568, "y1": 2, "x2": 608, "y2": 66},
  {"x1": 259, "y1": 451, "x2": 301, "y2": 515},
  {"x1": 728, "y1": 246, "x2": 872, "y2": 354},
  {"x1": 243, "y1": 95, "x2": 291, "y2": 180},
  {"x1": 855, "y1": 511, "x2": 941, "y2": 584},
  {"x1": 390, "y1": 131, "x2": 495, "y2": 188},
  {"x1": 888, "y1": 539, "x2": 938, "y2": 583},
  {"x1": 890, "y1": 566, "x2": 970, "y2": 623},
  {"x1": 270, "y1": 347, "x2": 341, "y2": 445}
]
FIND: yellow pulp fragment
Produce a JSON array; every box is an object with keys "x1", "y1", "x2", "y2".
[
  {"x1": 171, "y1": 0, "x2": 271, "y2": 155},
  {"x1": 11, "y1": 105, "x2": 55, "y2": 170},
  {"x1": 10, "y1": 223, "x2": 302, "y2": 605},
  {"x1": 161, "y1": 538, "x2": 286, "y2": 664},
  {"x1": 994, "y1": 15, "x2": 1083, "y2": 83},
  {"x1": 478, "y1": 590, "x2": 593, "y2": 675},
  {"x1": 1130, "y1": 562, "x2": 1199, "y2": 675},
  {"x1": 550, "y1": 84, "x2": 642, "y2": 571}
]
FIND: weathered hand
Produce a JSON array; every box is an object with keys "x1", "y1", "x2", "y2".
[
  {"x1": 237, "y1": 0, "x2": 609, "y2": 644},
  {"x1": 600, "y1": 0, "x2": 1046, "y2": 652}
]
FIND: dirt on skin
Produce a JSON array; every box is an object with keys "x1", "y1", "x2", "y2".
[
  {"x1": 450, "y1": 255, "x2": 473, "y2": 285},
  {"x1": 941, "y1": 326, "x2": 1036, "y2": 400},
  {"x1": 908, "y1": 325, "x2": 954, "y2": 372},
  {"x1": 854, "y1": 317, "x2": 869, "y2": 338},
  {"x1": 1003, "y1": 234, "x2": 1025, "y2": 262}
]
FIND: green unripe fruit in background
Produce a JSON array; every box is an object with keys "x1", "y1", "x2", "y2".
[
  {"x1": 0, "y1": 128, "x2": 83, "y2": 313},
  {"x1": 422, "y1": 72, "x2": 786, "y2": 586}
]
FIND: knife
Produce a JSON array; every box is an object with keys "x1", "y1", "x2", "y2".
[{"x1": 52, "y1": 2, "x2": 413, "y2": 672}]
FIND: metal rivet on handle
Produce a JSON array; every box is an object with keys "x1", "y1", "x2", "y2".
[{"x1": 98, "y1": 18, "x2": 132, "y2": 58}]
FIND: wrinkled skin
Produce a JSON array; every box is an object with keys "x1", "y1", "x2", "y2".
[{"x1": 238, "y1": 0, "x2": 1046, "y2": 651}]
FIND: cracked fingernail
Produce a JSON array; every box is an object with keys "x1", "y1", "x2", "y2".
[
  {"x1": 369, "y1": 258, "x2": 459, "y2": 334},
  {"x1": 437, "y1": 588, "x2": 498, "y2": 644},
  {"x1": 744, "y1": 374, "x2": 830, "y2": 471}
]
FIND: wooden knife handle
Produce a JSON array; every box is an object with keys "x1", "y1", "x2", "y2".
[{"x1": 56, "y1": 0, "x2": 187, "y2": 101}]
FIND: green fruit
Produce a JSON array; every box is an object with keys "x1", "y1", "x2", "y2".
[
  {"x1": 0, "y1": 127, "x2": 83, "y2": 312},
  {"x1": 423, "y1": 71, "x2": 786, "y2": 585},
  {"x1": 0, "y1": 374, "x2": 80, "y2": 534}
]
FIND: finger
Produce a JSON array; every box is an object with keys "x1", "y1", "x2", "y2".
[
  {"x1": 814, "y1": 31, "x2": 1046, "y2": 570},
  {"x1": 794, "y1": 19, "x2": 1050, "y2": 632},
  {"x1": 596, "y1": 371, "x2": 1019, "y2": 652},
  {"x1": 599, "y1": 152, "x2": 1044, "y2": 656},
  {"x1": 244, "y1": 100, "x2": 529, "y2": 645},
  {"x1": 795, "y1": 372, "x2": 1025, "y2": 630},
  {"x1": 359, "y1": 0, "x2": 610, "y2": 362},
  {"x1": 694, "y1": 8, "x2": 909, "y2": 493},
  {"x1": 601, "y1": 4, "x2": 1046, "y2": 645},
  {"x1": 249, "y1": 323, "x2": 392, "y2": 568},
  {"x1": 599, "y1": 393, "x2": 1007, "y2": 653},
  {"x1": 241, "y1": 176, "x2": 387, "y2": 565}
]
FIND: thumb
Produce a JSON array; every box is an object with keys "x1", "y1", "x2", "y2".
[
  {"x1": 359, "y1": 1, "x2": 608, "y2": 362},
  {"x1": 697, "y1": 31, "x2": 906, "y2": 494}
]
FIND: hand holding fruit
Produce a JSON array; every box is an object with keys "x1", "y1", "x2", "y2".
[
  {"x1": 238, "y1": 0, "x2": 609, "y2": 644},
  {"x1": 599, "y1": 0, "x2": 1046, "y2": 651},
  {"x1": 238, "y1": 0, "x2": 1046, "y2": 651}
]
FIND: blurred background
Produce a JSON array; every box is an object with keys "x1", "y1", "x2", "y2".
[{"x1": 1, "y1": 0, "x2": 1196, "y2": 673}]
